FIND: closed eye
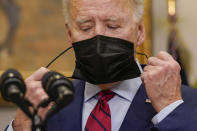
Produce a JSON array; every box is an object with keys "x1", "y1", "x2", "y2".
[
  {"x1": 80, "y1": 26, "x2": 93, "y2": 32},
  {"x1": 107, "y1": 25, "x2": 120, "y2": 30}
]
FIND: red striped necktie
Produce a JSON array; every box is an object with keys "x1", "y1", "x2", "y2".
[{"x1": 85, "y1": 90, "x2": 115, "y2": 131}]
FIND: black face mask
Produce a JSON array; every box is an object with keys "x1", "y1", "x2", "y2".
[
  {"x1": 46, "y1": 35, "x2": 142, "y2": 85},
  {"x1": 71, "y1": 35, "x2": 141, "y2": 84}
]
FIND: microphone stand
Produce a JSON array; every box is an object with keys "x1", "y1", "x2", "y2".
[
  {"x1": 16, "y1": 97, "x2": 73, "y2": 131},
  {"x1": 31, "y1": 108, "x2": 45, "y2": 131},
  {"x1": 37, "y1": 100, "x2": 61, "y2": 131},
  {"x1": 30, "y1": 99, "x2": 59, "y2": 131},
  {"x1": 15, "y1": 98, "x2": 59, "y2": 131},
  {"x1": 14, "y1": 98, "x2": 46, "y2": 131}
]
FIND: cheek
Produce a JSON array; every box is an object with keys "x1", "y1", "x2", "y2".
[{"x1": 118, "y1": 26, "x2": 138, "y2": 44}]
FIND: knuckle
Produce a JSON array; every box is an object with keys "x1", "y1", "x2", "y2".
[
  {"x1": 158, "y1": 51, "x2": 171, "y2": 59},
  {"x1": 160, "y1": 51, "x2": 168, "y2": 55},
  {"x1": 28, "y1": 82, "x2": 41, "y2": 90},
  {"x1": 158, "y1": 51, "x2": 166, "y2": 56},
  {"x1": 163, "y1": 63, "x2": 170, "y2": 70},
  {"x1": 27, "y1": 83, "x2": 37, "y2": 92},
  {"x1": 40, "y1": 67, "x2": 50, "y2": 73},
  {"x1": 39, "y1": 67, "x2": 47, "y2": 71},
  {"x1": 147, "y1": 57, "x2": 154, "y2": 64},
  {"x1": 151, "y1": 71, "x2": 157, "y2": 78},
  {"x1": 144, "y1": 66, "x2": 149, "y2": 72},
  {"x1": 25, "y1": 78, "x2": 31, "y2": 83},
  {"x1": 40, "y1": 67, "x2": 46, "y2": 70},
  {"x1": 141, "y1": 73, "x2": 145, "y2": 80},
  {"x1": 26, "y1": 81, "x2": 42, "y2": 93},
  {"x1": 171, "y1": 60, "x2": 181, "y2": 71},
  {"x1": 159, "y1": 51, "x2": 164, "y2": 54},
  {"x1": 35, "y1": 88, "x2": 46, "y2": 96},
  {"x1": 148, "y1": 57, "x2": 154, "y2": 61},
  {"x1": 158, "y1": 66, "x2": 164, "y2": 73},
  {"x1": 141, "y1": 73, "x2": 148, "y2": 81},
  {"x1": 174, "y1": 61, "x2": 181, "y2": 71},
  {"x1": 30, "y1": 91, "x2": 47, "y2": 104}
]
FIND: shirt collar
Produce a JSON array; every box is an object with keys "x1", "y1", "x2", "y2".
[
  {"x1": 84, "y1": 60, "x2": 143, "y2": 102},
  {"x1": 84, "y1": 82, "x2": 101, "y2": 102}
]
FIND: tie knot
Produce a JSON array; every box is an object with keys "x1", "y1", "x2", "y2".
[{"x1": 98, "y1": 90, "x2": 115, "y2": 102}]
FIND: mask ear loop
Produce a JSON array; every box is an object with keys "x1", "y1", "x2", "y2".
[
  {"x1": 45, "y1": 48, "x2": 149, "y2": 78},
  {"x1": 135, "y1": 52, "x2": 149, "y2": 61},
  {"x1": 45, "y1": 46, "x2": 73, "y2": 68},
  {"x1": 46, "y1": 49, "x2": 149, "y2": 68}
]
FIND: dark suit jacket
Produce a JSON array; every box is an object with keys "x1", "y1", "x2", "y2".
[{"x1": 46, "y1": 79, "x2": 197, "y2": 131}]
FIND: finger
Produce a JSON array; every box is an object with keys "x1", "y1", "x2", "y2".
[
  {"x1": 15, "y1": 109, "x2": 30, "y2": 122},
  {"x1": 157, "y1": 51, "x2": 174, "y2": 61},
  {"x1": 144, "y1": 65, "x2": 153, "y2": 72},
  {"x1": 13, "y1": 109, "x2": 32, "y2": 131},
  {"x1": 142, "y1": 66, "x2": 163, "y2": 81},
  {"x1": 141, "y1": 72, "x2": 148, "y2": 84},
  {"x1": 25, "y1": 81, "x2": 48, "y2": 106},
  {"x1": 25, "y1": 81, "x2": 43, "y2": 99},
  {"x1": 26, "y1": 81, "x2": 42, "y2": 92},
  {"x1": 28, "y1": 89, "x2": 48, "y2": 107},
  {"x1": 143, "y1": 65, "x2": 159, "y2": 73},
  {"x1": 147, "y1": 57, "x2": 165, "y2": 66},
  {"x1": 25, "y1": 67, "x2": 49, "y2": 82},
  {"x1": 38, "y1": 102, "x2": 54, "y2": 120}
]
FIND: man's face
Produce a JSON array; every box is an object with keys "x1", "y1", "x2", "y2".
[{"x1": 66, "y1": 0, "x2": 145, "y2": 48}]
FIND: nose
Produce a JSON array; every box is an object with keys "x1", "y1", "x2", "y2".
[{"x1": 94, "y1": 23, "x2": 106, "y2": 36}]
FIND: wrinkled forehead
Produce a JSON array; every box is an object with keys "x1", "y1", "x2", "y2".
[
  {"x1": 69, "y1": 0, "x2": 133, "y2": 20},
  {"x1": 69, "y1": 0, "x2": 132, "y2": 7}
]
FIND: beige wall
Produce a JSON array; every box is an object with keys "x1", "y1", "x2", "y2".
[
  {"x1": 177, "y1": 0, "x2": 197, "y2": 85},
  {"x1": 152, "y1": 0, "x2": 197, "y2": 85}
]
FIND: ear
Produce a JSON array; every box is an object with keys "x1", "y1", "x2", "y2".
[
  {"x1": 65, "y1": 24, "x2": 72, "y2": 45},
  {"x1": 136, "y1": 20, "x2": 146, "y2": 46}
]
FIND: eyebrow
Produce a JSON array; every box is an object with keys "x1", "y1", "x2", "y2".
[
  {"x1": 76, "y1": 17, "x2": 123, "y2": 25},
  {"x1": 104, "y1": 17, "x2": 122, "y2": 23},
  {"x1": 76, "y1": 19, "x2": 93, "y2": 25}
]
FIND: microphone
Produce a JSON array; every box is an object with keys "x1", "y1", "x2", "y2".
[
  {"x1": 41, "y1": 71, "x2": 74, "y2": 120},
  {"x1": 41, "y1": 71, "x2": 74, "y2": 108},
  {"x1": 0, "y1": 69, "x2": 32, "y2": 118},
  {"x1": 0, "y1": 69, "x2": 26, "y2": 103}
]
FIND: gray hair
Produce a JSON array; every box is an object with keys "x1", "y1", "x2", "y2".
[
  {"x1": 62, "y1": 0, "x2": 144, "y2": 24},
  {"x1": 132, "y1": 0, "x2": 145, "y2": 22}
]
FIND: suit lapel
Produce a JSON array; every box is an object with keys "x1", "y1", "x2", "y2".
[
  {"x1": 119, "y1": 84, "x2": 156, "y2": 131},
  {"x1": 56, "y1": 80, "x2": 85, "y2": 131}
]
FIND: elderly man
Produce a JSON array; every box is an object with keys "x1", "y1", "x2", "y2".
[{"x1": 6, "y1": 0, "x2": 197, "y2": 131}]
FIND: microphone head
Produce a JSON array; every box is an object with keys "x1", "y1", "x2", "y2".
[
  {"x1": 41, "y1": 71, "x2": 74, "y2": 103},
  {"x1": 42, "y1": 71, "x2": 56, "y2": 91},
  {"x1": 0, "y1": 69, "x2": 26, "y2": 101}
]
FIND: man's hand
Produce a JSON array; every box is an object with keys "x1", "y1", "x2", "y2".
[
  {"x1": 13, "y1": 67, "x2": 51, "y2": 131},
  {"x1": 141, "y1": 51, "x2": 182, "y2": 112}
]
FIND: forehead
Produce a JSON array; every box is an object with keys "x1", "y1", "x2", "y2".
[{"x1": 69, "y1": 0, "x2": 133, "y2": 21}]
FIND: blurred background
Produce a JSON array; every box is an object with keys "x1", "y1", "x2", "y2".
[{"x1": 0, "y1": 0, "x2": 197, "y2": 130}]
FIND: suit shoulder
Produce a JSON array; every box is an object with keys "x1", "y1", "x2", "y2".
[{"x1": 181, "y1": 85, "x2": 197, "y2": 103}]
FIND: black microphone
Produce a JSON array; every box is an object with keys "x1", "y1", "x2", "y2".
[
  {"x1": 41, "y1": 71, "x2": 74, "y2": 120},
  {"x1": 0, "y1": 69, "x2": 33, "y2": 118},
  {"x1": 0, "y1": 69, "x2": 26, "y2": 103},
  {"x1": 42, "y1": 71, "x2": 74, "y2": 107}
]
